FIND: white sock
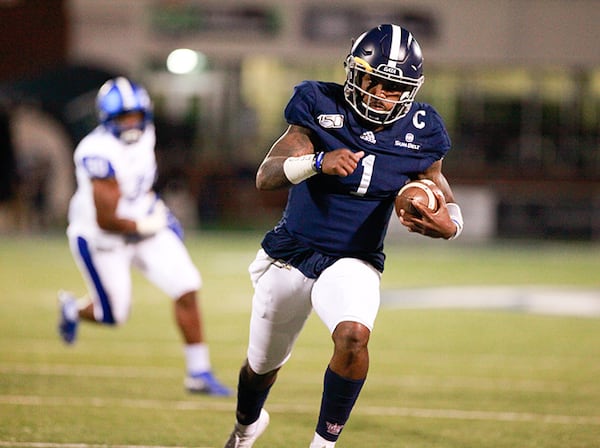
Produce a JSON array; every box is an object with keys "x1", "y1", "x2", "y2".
[
  {"x1": 63, "y1": 299, "x2": 79, "y2": 321},
  {"x1": 184, "y1": 343, "x2": 211, "y2": 374},
  {"x1": 309, "y1": 432, "x2": 336, "y2": 448}
]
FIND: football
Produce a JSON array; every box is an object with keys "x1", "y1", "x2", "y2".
[{"x1": 395, "y1": 179, "x2": 443, "y2": 218}]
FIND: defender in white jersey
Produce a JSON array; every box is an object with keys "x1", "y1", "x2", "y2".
[{"x1": 59, "y1": 77, "x2": 231, "y2": 396}]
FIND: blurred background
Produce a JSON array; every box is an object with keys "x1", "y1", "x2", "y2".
[{"x1": 0, "y1": 0, "x2": 599, "y2": 240}]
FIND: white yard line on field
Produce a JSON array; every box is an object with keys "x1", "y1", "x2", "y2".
[
  {"x1": 0, "y1": 364, "x2": 179, "y2": 378},
  {"x1": 382, "y1": 285, "x2": 600, "y2": 317},
  {"x1": 1, "y1": 394, "x2": 599, "y2": 426},
  {"x1": 0, "y1": 443, "x2": 207, "y2": 448},
  {"x1": 0, "y1": 364, "x2": 573, "y2": 394}
]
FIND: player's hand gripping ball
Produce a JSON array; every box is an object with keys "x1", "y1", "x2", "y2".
[{"x1": 395, "y1": 179, "x2": 443, "y2": 218}]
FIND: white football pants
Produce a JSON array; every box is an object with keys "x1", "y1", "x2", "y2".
[
  {"x1": 246, "y1": 249, "x2": 381, "y2": 374},
  {"x1": 68, "y1": 229, "x2": 201, "y2": 324}
]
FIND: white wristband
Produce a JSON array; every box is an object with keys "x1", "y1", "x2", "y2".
[
  {"x1": 283, "y1": 154, "x2": 317, "y2": 184},
  {"x1": 136, "y1": 200, "x2": 168, "y2": 236},
  {"x1": 446, "y1": 202, "x2": 464, "y2": 240}
]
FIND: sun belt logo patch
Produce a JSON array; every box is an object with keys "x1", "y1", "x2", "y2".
[
  {"x1": 318, "y1": 114, "x2": 344, "y2": 129},
  {"x1": 394, "y1": 133, "x2": 421, "y2": 150}
]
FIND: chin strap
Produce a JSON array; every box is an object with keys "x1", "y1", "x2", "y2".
[{"x1": 120, "y1": 128, "x2": 143, "y2": 144}]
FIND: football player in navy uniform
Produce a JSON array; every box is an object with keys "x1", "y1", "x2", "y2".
[
  {"x1": 223, "y1": 24, "x2": 464, "y2": 447},
  {"x1": 59, "y1": 77, "x2": 231, "y2": 396}
]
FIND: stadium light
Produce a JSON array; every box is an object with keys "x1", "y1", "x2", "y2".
[{"x1": 166, "y1": 49, "x2": 206, "y2": 74}]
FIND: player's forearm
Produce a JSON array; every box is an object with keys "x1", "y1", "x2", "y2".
[
  {"x1": 256, "y1": 156, "x2": 294, "y2": 190},
  {"x1": 96, "y1": 214, "x2": 137, "y2": 234}
]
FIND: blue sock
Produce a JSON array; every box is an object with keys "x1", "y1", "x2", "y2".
[
  {"x1": 316, "y1": 366, "x2": 365, "y2": 442},
  {"x1": 235, "y1": 370, "x2": 273, "y2": 425}
]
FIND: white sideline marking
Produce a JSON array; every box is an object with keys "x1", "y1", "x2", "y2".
[
  {"x1": 382, "y1": 285, "x2": 600, "y2": 317},
  {"x1": 1, "y1": 395, "x2": 599, "y2": 426}
]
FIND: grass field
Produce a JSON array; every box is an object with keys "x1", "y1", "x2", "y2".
[{"x1": 1, "y1": 232, "x2": 599, "y2": 448}]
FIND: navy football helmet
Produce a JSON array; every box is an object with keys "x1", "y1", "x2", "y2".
[
  {"x1": 96, "y1": 77, "x2": 153, "y2": 144},
  {"x1": 344, "y1": 24, "x2": 424, "y2": 125}
]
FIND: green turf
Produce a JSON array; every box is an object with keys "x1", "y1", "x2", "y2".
[{"x1": 0, "y1": 232, "x2": 599, "y2": 447}]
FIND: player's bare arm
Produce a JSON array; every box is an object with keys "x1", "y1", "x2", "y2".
[
  {"x1": 257, "y1": 124, "x2": 365, "y2": 190},
  {"x1": 400, "y1": 160, "x2": 459, "y2": 239},
  {"x1": 417, "y1": 160, "x2": 456, "y2": 203},
  {"x1": 256, "y1": 125, "x2": 314, "y2": 190},
  {"x1": 92, "y1": 177, "x2": 137, "y2": 233}
]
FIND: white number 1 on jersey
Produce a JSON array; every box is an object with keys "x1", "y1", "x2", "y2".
[{"x1": 354, "y1": 154, "x2": 375, "y2": 196}]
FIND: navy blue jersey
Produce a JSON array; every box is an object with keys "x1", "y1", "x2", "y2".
[{"x1": 262, "y1": 81, "x2": 451, "y2": 277}]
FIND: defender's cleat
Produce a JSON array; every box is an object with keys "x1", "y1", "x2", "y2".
[
  {"x1": 224, "y1": 409, "x2": 269, "y2": 448},
  {"x1": 58, "y1": 291, "x2": 79, "y2": 344},
  {"x1": 185, "y1": 371, "x2": 233, "y2": 396}
]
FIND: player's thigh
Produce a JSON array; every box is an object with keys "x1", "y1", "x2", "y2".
[
  {"x1": 134, "y1": 230, "x2": 201, "y2": 299},
  {"x1": 68, "y1": 235, "x2": 133, "y2": 323},
  {"x1": 247, "y1": 250, "x2": 314, "y2": 373},
  {"x1": 250, "y1": 250, "x2": 314, "y2": 323},
  {"x1": 311, "y1": 258, "x2": 381, "y2": 333}
]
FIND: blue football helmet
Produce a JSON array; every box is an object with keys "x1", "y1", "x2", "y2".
[
  {"x1": 96, "y1": 77, "x2": 153, "y2": 144},
  {"x1": 344, "y1": 24, "x2": 425, "y2": 125}
]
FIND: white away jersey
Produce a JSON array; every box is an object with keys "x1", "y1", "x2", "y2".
[{"x1": 67, "y1": 125, "x2": 157, "y2": 244}]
